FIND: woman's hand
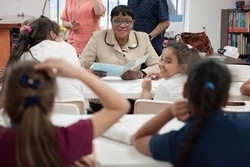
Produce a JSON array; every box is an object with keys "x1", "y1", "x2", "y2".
[
  {"x1": 73, "y1": 154, "x2": 100, "y2": 167},
  {"x1": 89, "y1": 69, "x2": 107, "y2": 78},
  {"x1": 71, "y1": 20, "x2": 79, "y2": 31},
  {"x1": 171, "y1": 101, "x2": 191, "y2": 122},
  {"x1": 121, "y1": 70, "x2": 142, "y2": 80}
]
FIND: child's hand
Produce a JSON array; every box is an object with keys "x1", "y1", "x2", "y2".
[
  {"x1": 171, "y1": 101, "x2": 191, "y2": 122},
  {"x1": 142, "y1": 77, "x2": 152, "y2": 92},
  {"x1": 73, "y1": 154, "x2": 100, "y2": 167},
  {"x1": 34, "y1": 58, "x2": 83, "y2": 79},
  {"x1": 146, "y1": 72, "x2": 161, "y2": 80}
]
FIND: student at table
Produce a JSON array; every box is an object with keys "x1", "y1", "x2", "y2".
[
  {"x1": 133, "y1": 59, "x2": 250, "y2": 167},
  {"x1": 5, "y1": 17, "x2": 86, "y2": 113},
  {"x1": 141, "y1": 42, "x2": 201, "y2": 101},
  {"x1": 0, "y1": 59, "x2": 130, "y2": 167},
  {"x1": 79, "y1": 5, "x2": 160, "y2": 80}
]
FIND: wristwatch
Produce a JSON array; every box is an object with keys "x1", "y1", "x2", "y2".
[{"x1": 148, "y1": 34, "x2": 153, "y2": 40}]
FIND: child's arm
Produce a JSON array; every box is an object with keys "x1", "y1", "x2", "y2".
[
  {"x1": 34, "y1": 59, "x2": 130, "y2": 138},
  {"x1": 141, "y1": 78, "x2": 152, "y2": 99},
  {"x1": 132, "y1": 106, "x2": 174, "y2": 156},
  {"x1": 132, "y1": 101, "x2": 190, "y2": 156},
  {"x1": 240, "y1": 79, "x2": 250, "y2": 96}
]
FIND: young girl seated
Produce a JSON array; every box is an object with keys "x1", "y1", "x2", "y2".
[
  {"x1": 5, "y1": 17, "x2": 86, "y2": 113},
  {"x1": 133, "y1": 59, "x2": 250, "y2": 167},
  {"x1": 0, "y1": 59, "x2": 130, "y2": 167},
  {"x1": 141, "y1": 42, "x2": 201, "y2": 101}
]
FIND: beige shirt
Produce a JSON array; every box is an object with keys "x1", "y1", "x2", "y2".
[{"x1": 79, "y1": 29, "x2": 160, "y2": 74}]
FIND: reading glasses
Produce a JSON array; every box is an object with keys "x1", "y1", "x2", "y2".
[{"x1": 112, "y1": 19, "x2": 134, "y2": 26}]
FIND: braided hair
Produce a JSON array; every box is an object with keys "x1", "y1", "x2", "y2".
[{"x1": 176, "y1": 59, "x2": 231, "y2": 167}]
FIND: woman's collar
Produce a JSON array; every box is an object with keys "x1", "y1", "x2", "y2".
[{"x1": 104, "y1": 29, "x2": 139, "y2": 49}]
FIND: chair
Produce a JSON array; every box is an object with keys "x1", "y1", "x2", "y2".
[
  {"x1": 134, "y1": 99, "x2": 173, "y2": 114},
  {"x1": 53, "y1": 103, "x2": 80, "y2": 115},
  {"x1": 224, "y1": 101, "x2": 250, "y2": 112}
]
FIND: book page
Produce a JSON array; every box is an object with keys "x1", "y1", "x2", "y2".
[
  {"x1": 92, "y1": 54, "x2": 149, "y2": 76},
  {"x1": 123, "y1": 54, "x2": 149, "y2": 73},
  {"x1": 102, "y1": 117, "x2": 185, "y2": 145},
  {"x1": 102, "y1": 120, "x2": 143, "y2": 145}
]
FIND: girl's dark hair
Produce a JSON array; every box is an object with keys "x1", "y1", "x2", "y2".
[
  {"x1": 6, "y1": 17, "x2": 60, "y2": 67},
  {"x1": 176, "y1": 59, "x2": 231, "y2": 167},
  {"x1": 2, "y1": 61, "x2": 62, "y2": 167},
  {"x1": 110, "y1": 5, "x2": 135, "y2": 20},
  {"x1": 165, "y1": 42, "x2": 201, "y2": 74}
]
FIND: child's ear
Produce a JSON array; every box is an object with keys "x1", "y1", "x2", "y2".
[
  {"x1": 49, "y1": 31, "x2": 56, "y2": 40},
  {"x1": 179, "y1": 64, "x2": 188, "y2": 73},
  {"x1": 182, "y1": 82, "x2": 188, "y2": 98}
]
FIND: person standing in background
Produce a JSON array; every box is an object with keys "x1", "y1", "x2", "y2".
[
  {"x1": 61, "y1": 0, "x2": 106, "y2": 55},
  {"x1": 127, "y1": 0, "x2": 170, "y2": 56}
]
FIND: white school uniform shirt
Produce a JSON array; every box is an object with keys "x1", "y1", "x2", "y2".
[
  {"x1": 153, "y1": 73, "x2": 187, "y2": 101},
  {"x1": 21, "y1": 40, "x2": 85, "y2": 103}
]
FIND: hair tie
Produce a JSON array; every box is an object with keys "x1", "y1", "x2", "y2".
[
  {"x1": 22, "y1": 25, "x2": 32, "y2": 34},
  {"x1": 205, "y1": 82, "x2": 215, "y2": 90},
  {"x1": 19, "y1": 74, "x2": 40, "y2": 89},
  {"x1": 24, "y1": 96, "x2": 41, "y2": 108}
]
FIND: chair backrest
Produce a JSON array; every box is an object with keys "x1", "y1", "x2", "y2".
[
  {"x1": 134, "y1": 99, "x2": 173, "y2": 114},
  {"x1": 53, "y1": 103, "x2": 80, "y2": 115},
  {"x1": 224, "y1": 101, "x2": 250, "y2": 112}
]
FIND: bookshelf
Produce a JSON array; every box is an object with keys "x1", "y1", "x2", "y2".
[
  {"x1": 220, "y1": 9, "x2": 250, "y2": 61},
  {"x1": 0, "y1": 15, "x2": 33, "y2": 68}
]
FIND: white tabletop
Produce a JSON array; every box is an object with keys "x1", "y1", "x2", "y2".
[
  {"x1": 51, "y1": 114, "x2": 183, "y2": 167},
  {"x1": 82, "y1": 77, "x2": 250, "y2": 101},
  {"x1": 83, "y1": 77, "x2": 161, "y2": 99}
]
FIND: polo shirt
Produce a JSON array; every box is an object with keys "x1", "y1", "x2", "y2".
[
  {"x1": 128, "y1": 0, "x2": 169, "y2": 55},
  {"x1": 153, "y1": 73, "x2": 187, "y2": 101},
  {"x1": 150, "y1": 110, "x2": 250, "y2": 167},
  {"x1": 0, "y1": 119, "x2": 93, "y2": 167}
]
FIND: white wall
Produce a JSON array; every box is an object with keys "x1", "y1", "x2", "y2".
[
  {"x1": 185, "y1": 0, "x2": 235, "y2": 51},
  {"x1": 1, "y1": 0, "x2": 249, "y2": 50},
  {"x1": 0, "y1": 0, "x2": 50, "y2": 18}
]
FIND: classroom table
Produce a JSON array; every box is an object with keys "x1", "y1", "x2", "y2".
[
  {"x1": 51, "y1": 114, "x2": 182, "y2": 167},
  {"x1": 82, "y1": 77, "x2": 250, "y2": 101}
]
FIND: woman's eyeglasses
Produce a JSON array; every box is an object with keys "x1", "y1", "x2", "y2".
[{"x1": 112, "y1": 19, "x2": 134, "y2": 26}]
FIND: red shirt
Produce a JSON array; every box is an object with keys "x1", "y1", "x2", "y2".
[{"x1": 0, "y1": 119, "x2": 93, "y2": 167}]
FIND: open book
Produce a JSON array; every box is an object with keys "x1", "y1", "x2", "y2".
[
  {"x1": 102, "y1": 116, "x2": 185, "y2": 145},
  {"x1": 92, "y1": 54, "x2": 149, "y2": 76}
]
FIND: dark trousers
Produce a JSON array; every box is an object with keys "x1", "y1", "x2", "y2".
[{"x1": 88, "y1": 99, "x2": 135, "y2": 114}]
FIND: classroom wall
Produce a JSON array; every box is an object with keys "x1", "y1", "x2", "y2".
[
  {"x1": 1, "y1": 0, "x2": 250, "y2": 51},
  {"x1": 0, "y1": 0, "x2": 50, "y2": 18},
  {"x1": 185, "y1": 0, "x2": 236, "y2": 51}
]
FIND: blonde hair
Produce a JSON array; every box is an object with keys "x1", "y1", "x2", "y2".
[{"x1": 2, "y1": 61, "x2": 63, "y2": 167}]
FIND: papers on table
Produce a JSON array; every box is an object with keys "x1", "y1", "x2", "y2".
[
  {"x1": 92, "y1": 54, "x2": 149, "y2": 76},
  {"x1": 102, "y1": 116, "x2": 185, "y2": 145}
]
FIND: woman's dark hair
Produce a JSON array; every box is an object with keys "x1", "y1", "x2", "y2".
[
  {"x1": 165, "y1": 42, "x2": 201, "y2": 74},
  {"x1": 6, "y1": 17, "x2": 61, "y2": 67},
  {"x1": 176, "y1": 59, "x2": 231, "y2": 167},
  {"x1": 2, "y1": 61, "x2": 62, "y2": 167},
  {"x1": 110, "y1": 5, "x2": 135, "y2": 20}
]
